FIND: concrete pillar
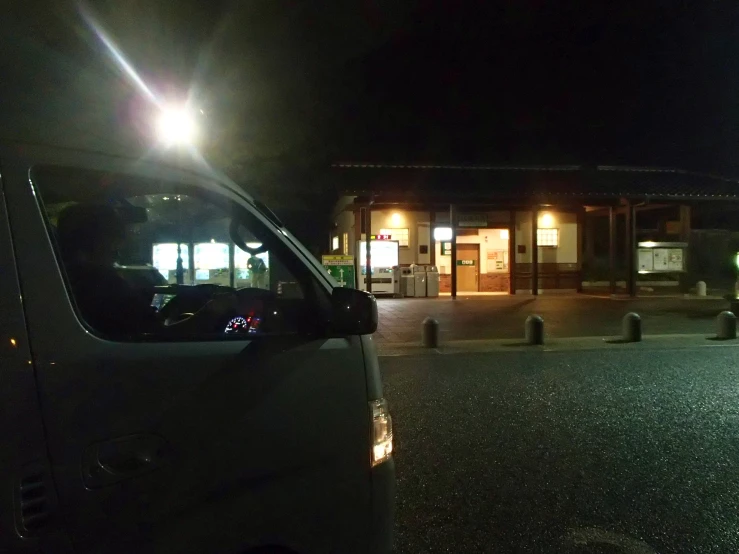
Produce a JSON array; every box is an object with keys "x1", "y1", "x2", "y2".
[
  {"x1": 609, "y1": 206, "x2": 616, "y2": 294},
  {"x1": 531, "y1": 207, "x2": 539, "y2": 295},
  {"x1": 717, "y1": 311, "x2": 737, "y2": 340},
  {"x1": 622, "y1": 312, "x2": 642, "y2": 342},
  {"x1": 422, "y1": 317, "x2": 439, "y2": 347},
  {"x1": 696, "y1": 281, "x2": 707, "y2": 297},
  {"x1": 450, "y1": 204, "x2": 457, "y2": 299},
  {"x1": 525, "y1": 315, "x2": 544, "y2": 345}
]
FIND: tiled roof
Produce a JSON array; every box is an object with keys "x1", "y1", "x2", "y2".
[{"x1": 332, "y1": 164, "x2": 739, "y2": 201}]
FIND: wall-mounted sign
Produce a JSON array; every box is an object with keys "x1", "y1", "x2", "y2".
[
  {"x1": 458, "y1": 213, "x2": 488, "y2": 228},
  {"x1": 457, "y1": 259, "x2": 476, "y2": 266},
  {"x1": 637, "y1": 242, "x2": 687, "y2": 273},
  {"x1": 638, "y1": 249, "x2": 654, "y2": 271},
  {"x1": 487, "y1": 250, "x2": 509, "y2": 271},
  {"x1": 667, "y1": 249, "x2": 684, "y2": 270},
  {"x1": 322, "y1": 255, "x2": 356, "y2": 288},
  {"x1": 441, "y1": 242, "x2": 452, "y2": 255},
  {"x1": 371, "y1": 234, "x2": 391, "y2": 240}
]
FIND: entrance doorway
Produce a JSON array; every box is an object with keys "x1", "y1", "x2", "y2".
[{"x1": 456, "y1": 243, "x2": 479, "y2": 292}]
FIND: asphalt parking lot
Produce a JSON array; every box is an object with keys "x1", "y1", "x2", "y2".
[{"x1": 381, "y1": 344, "x2": 739, "y2": 553}]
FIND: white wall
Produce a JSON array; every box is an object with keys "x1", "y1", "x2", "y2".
[
  {"x1": 369, "y1": 209, "x2": 430, "y2": 265},
  {"x1": 334, "y1": 209, "x2": 355, "y2": 255},
  {"x1": 515, "y1": 211, "x2": 579, "y2": 264},
  {"x1": 334, "y1": 204, "x2": 434, "y2": 264},
  {"x1": 333, "y1": 196, "x2": 357, "y2": 256},
  {"x1": 333, "y1": 203, "x2": 580, "y2": 269}
]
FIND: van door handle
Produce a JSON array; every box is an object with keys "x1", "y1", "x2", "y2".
[{"x1": 82, "y1": 434, "x2": 169, "y2": 488}]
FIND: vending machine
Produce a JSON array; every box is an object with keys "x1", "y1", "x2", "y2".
[{"x1": 357, "y1": 239, "x2": 399, "y2": 295}]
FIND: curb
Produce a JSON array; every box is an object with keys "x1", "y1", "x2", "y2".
[{"x1": 376, "y1": 333, "x2": 739, "y2": 357}]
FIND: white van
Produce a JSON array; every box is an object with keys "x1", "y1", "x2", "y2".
[{"x1": 0, "y1": 144, "x2": 394, "y2": 554}]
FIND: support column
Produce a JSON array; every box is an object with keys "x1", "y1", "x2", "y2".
[
  {"x1": 175, "y1": 243, "x2": 184, "y2": 285},
  {"x1": 354, "y1": 209, "x2": 362, "y2": 253},
  {"x1": 509, "y1": 210, "x2": 516, "y2": 295},
  {"x1": 609, "y1": 206, "x2": 616, "y2": 295},
  {"x1": 626, "y1": 202, "x2": 636, "y2": 297},
  {"x1": 531, "y1": 207, "x2": 539, "y2": 295},
  {"x1": 450, "y1": 204, "x2": 457, "y2": 299},
  {"x1": 228, "y1": 242, "x2": 235, "y2": 288},
  {"x1": 429, "y1": 209, "x2": 436, "y2": 266},
  {"x1": 679, "y1": 204, "x2": 691, "y2": 292},
  {"x1": 365, "y1": 201, "x2": 372, "y2": 294},
  {"x1": 585, "y1": 213, "x2": 595, "y2": 267},
  {"x1": 187, "y1": 241, "x2": 195, "y2": 285},
  {"x1": 578, "y1": 208, "x2": 586, "y2": 293}
]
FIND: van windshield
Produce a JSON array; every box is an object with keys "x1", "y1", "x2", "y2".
[{"x1": 31, "y1": 165, "x2": 328, "y2": 340}]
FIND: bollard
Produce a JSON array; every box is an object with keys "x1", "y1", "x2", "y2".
[
  {"x1": 696, "y1": 281, "x2": 707, "y2": 297},
  {"x1": 716, "y1": 311, "x2": 737, "y2": 340},
  {"x1": 525, "y1": 315, "x2": 544, "y2": 345},
  {"x1": 422, "y1": 317, "x2": 439, "y2": 348},
  {"x1": 622, "y1": 312, "x2": 642, "y2": 342}
]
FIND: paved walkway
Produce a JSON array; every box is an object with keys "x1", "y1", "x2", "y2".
[{"x1": 374, "y1": 294, "x2": 730, "y2": 344}]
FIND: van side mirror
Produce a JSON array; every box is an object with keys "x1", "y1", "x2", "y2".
[{"x1": 330, "y1": 287, "x2": 378, "y2": 336}]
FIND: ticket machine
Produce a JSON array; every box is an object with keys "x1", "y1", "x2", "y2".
[{"x1": 357, "y1": 239, "x2": 399, "y2": 295}]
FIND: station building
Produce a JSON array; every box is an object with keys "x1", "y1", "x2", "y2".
[{"x1": 329, "y1": 164, "x2": 739, "y2": 297}]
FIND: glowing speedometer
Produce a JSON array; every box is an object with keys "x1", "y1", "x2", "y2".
[{"x1": 225, "y1": 316, "x2": 249, "y2": 333}]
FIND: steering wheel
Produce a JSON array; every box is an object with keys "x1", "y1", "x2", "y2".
[
  {"x1": 159, "y1": 286, "x2": 278, "y2": 332},
  {"x1": 157, "y1": 285, "x2": 232, "y2": 325}
]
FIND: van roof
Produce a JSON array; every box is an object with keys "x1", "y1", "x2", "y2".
[{"x1": 0, "y1": 142, "x2": 252, "y2": 204}]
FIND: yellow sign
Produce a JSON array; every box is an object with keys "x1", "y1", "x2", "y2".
[{"x1": 322, "y1": 255, "x2": 354, "y2": 265}]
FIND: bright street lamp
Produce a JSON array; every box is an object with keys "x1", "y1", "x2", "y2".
[{"x1": 156, "y1": 105, "x2": 197, "y2": 146}]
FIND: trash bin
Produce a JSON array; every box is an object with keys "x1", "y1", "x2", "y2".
[
  {"x1": 400, "y1": 267, "x2": 415, "y2": 297},
  {"x1": 426, "y1": 265, "x2": 440, "y2": 297},
  {"x1": 412, "y1": 264, "x2": 427, "y2": 297},
  {"x1": 392, "y1": 266, "x2": 402, "y2": 297}
]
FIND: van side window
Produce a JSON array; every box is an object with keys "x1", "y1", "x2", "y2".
[{"x1": 32, "y1": 165, "x2": 325, "y2": 341}]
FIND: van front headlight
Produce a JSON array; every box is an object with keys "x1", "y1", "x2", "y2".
[{"x1": 370, "y1": 398, "x2": 393, "y2": 467}]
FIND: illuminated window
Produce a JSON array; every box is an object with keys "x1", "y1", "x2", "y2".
[
  {"x1": 380, "y1": 228, "x2": 409, "y2": 247},
  {"x1": 499, "y1": 229, "x2": 509, "y2": 240},
  {"x1": 537, "y1": 228, "x2": 559, "y2": 247},
  {"x1": 331, "y1": 235, "x2": 339, "y2": 251},
  {"x1": 342, "y1": 233, "x2": 348, "y2": 255}
]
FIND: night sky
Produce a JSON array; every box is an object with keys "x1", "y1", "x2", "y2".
[
  {"x1": 333, "y1": 2, "x2": 739, "y2": 171},
  {"x1": 2, "y1": 1, "x2": 739, "y2": 235}
]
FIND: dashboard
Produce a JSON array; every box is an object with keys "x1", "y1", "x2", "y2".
[
  {"x1": 148, "y1": 284, "x2": 302, "y2": 336},
  {"x1": 224, "y1": 314, "x2": 262, "y2": 335}
]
